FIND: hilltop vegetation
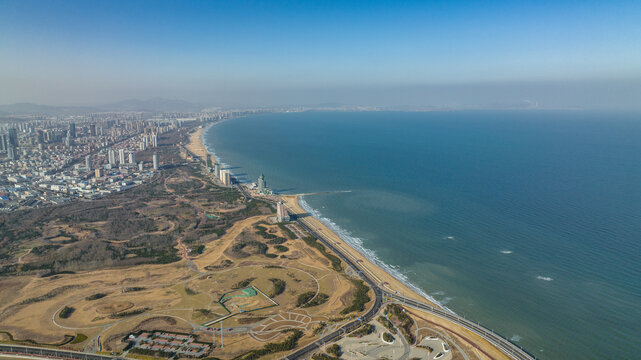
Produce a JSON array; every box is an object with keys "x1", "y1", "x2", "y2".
[{"x1": 0, "y1": 129, "x2": 272, "y2": 277}]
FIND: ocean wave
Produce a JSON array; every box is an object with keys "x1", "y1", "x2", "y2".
[
  {"x1": 536, "y1": 276, "x2": 553, "y2": 281},
  {"x1": 202, "y1": 126, "x2": 233, "y2": 172},
  {"x1": 299, "y1": 196, "x2": 453, "y2": 314},
  {"x1": 440, "y1": 296, "x2": 454, "y2": 305},
  {"x1": 511, "y1": 334, "x2": 522, "y2": 342},
  {"x1": 500, "y1": 250, "x2": 513, "y2": 254}
]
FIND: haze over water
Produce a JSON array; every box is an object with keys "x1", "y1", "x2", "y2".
[{"x1": 206, "y1": 111, "x2": 641, "y2": 359}]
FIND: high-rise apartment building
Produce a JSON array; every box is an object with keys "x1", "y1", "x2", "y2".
[
  {"x1": 8, "y1": 128, "x2": 18, "y2": 148},
  {"x1": 118, "y1": 149, "x2": 126, "y2": 164},
  {"x1": 7, "y1": 146, "x2": 17, "y2": 160},
  {"x1": 69, "y1": 123, "x2": 76, "y2": 138},
  {"x1": 220, "y1": 169, "x2": 231, "y2": 186},
  {"x1": 214, "y1": 162, "x2": 220, "y2": 178},
  {"x1": 108, "y1": 149, "x2": 116, "y2": 165}
]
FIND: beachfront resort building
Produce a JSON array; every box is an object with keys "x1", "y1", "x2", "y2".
[
  {"x1": 256, "y1": 173, "x2": 273, "y2": 195},
  {"x1": 118, "y1": 149, "x2": 126, "y2": 164},
  {"x1": 277, "y1": 201, "x2": 290, "y2": 222},
  {"x1": 220, "y1": 169, "x2": 231, "y2": 186}
]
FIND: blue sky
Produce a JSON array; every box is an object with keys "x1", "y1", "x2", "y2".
[{"x1": 1, "y1": 0, "x2": 640, "y2": 108}]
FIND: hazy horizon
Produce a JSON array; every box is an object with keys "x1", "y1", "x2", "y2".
[{"x1": 1, "y1": 1, "x2": 641, "y2": 110}]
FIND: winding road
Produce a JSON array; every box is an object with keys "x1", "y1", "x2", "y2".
[
  {"x1": 269, "y1": 189, "x2": 537, "y2": 360},
  {"x1": 1, "y1": 167, "x2": 536, "y2": 360}
]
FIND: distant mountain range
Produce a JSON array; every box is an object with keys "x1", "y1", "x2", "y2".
[
  {"x1": 0, "y1": 98, "x2": 208, "y2": 115},
  {"x1": 99, "y1": 98, "x2": 207, "y2": 112}
]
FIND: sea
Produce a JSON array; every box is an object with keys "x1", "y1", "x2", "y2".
[{"x1": 203, "y1": 111, "x2": 641, "y2": 359}]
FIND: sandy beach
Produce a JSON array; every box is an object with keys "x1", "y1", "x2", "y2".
[
  {"x1": 186, "y1": 126, "x2": 213, "y2": 161},
  {"x1": 281, "y1": 194, "x2": 437, "y2": 305}
]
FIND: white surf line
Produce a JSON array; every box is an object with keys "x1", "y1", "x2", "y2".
[
  {"x1": 536, "y1": 276, "x2": 553, "y2": 281},
  {"x1": 296, "y1": 196, "x2": 449, "y2": 312},
  {"x1": 296, "y1": 198, "x2": 383, "y2": 288},
  {"x1": 299, "y1": 213, "x2": 383, "y2": 285}
]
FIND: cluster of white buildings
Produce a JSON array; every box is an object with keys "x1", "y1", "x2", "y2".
[
  {"x1": 208, "y1": 157, "x2": 231, "y2": 186},
  {"x1": 0, "y1": 114, "x2": 182, "y2": 211}
]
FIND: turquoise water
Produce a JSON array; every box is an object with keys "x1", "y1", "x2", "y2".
[{"x1": 205, "y1": 111, "x2": 641, "y2": 359}]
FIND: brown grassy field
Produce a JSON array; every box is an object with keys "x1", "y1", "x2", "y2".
[
  {"x1": 0, "y1": 125, "x2": 513, "y2": 360},
  {"x1": 0, "y1": 177, "x2": 366, "y2": 360}
]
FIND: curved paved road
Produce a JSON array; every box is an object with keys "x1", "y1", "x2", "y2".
[
  {"x1": 0, "y1": 169, "x2": 537, "y2": 360},
  {"x1": 199, "y1": 172, "x2": 536, "y2": 360},
  {"x1": 0, "y1": 344, "x2": 122, "y2": 360},
  {"x1": 385, "y1": 293, "x2": 537, "y2": 360}
]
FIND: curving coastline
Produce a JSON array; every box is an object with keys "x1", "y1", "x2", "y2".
[
  {"x1": 199, "y1": 121, "x2": 440, "y2": 307},
  {"x1": 197, "y1": 119, "x2": 533, "y2": 360},
  {"x1": 296, "y1": 195, "x2": 448, "y2": 310}
]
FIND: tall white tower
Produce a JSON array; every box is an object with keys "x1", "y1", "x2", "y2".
[
  {"x1": 220, "y1": 170, "x2": 231, "y2": 186},
  {"x1": 118, "y1": 149, "x2": 126, "y2": 164},
  {"x1": 108, "y1": 149, "x2": 116, "y2": 165}
]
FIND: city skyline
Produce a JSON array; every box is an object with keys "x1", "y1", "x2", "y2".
[{"x1": 1, "y1": 0, "x2": 641, "y2": 109}]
